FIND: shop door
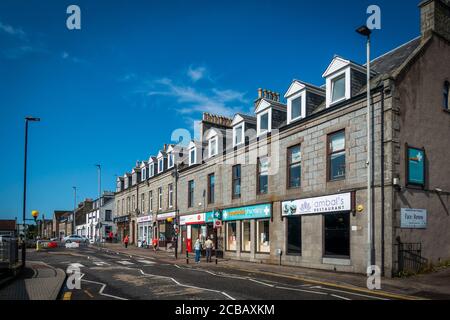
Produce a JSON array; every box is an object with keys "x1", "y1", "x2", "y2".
[{"x1": 181, "y1": 227, "x2": 187, "y2": 254}]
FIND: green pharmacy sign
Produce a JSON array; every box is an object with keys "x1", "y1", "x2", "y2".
[{"x1": 407, "y1": 146, "x2": 425, "y2": 186}]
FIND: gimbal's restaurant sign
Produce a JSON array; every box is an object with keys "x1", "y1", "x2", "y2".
[{"x1": 282, "y1": 193, "x2": 351, "y2": 216}]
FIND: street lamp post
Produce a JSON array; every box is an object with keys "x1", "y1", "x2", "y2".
[
  {"x1": 356, "y1": 25, "x2": 375, "y2": 270},
  {"x1": 95, "y1": 164, "x2": 101, "y2": 243},
  {"x1": 22, "y1": 116, "x2": 40, "y2": 268},
  {"x1": 73, "y1": 186, "x2": 77, "y2": 236}
]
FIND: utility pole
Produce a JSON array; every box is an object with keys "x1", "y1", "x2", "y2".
[{"x1": 73, "y1": 186, "x2": 77, "y2": 236}]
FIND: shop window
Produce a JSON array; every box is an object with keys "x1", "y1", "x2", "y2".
[
  {"x1": 328, "y1": 130, "x2": 346, "y2": 181},
  {"x1": 188, "y1": 180, "x2": 195, "y2": 208},
  {"x1": 232, "y1": 165, "x2": 241, "y2": 199},
  {"x1": 324, "y1": 212, "x2": 350, "y2": 258},
  {"x1": 257, "y1": 157, "x2": 269, "y2": 194},
  {"x1": 226, "y1": 222, "x2": 237, "y2": 251},
  {"x1": 287, "y1": 216, "x2": 302, "y2": 255},
  {"x1": 241, "y1": 220, "x2": 251, "y2": 252},
  {"x1": 208, "y1": 173, "x2": 215, "y2": 204},
  {"x1": 257, "y1": 219, "x2": 270, "y2": 253},
  {"x1": 287, "y1": 145, "x2": 301, "y2": 188}
]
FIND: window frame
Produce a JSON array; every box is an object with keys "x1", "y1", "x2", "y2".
[
  {"x1": 207, "y1": 173, "x2": 215, "y2": 204},
  {"x1": 323, "y1": 212, "x2": 351, "y2": 259},
  {"x1": 232, "y1": 164, "x2": 241, "y2": 199},
  {"x1": 225, "y1": 221, "x2": 237, "y2": 252},
  {"x1": 168, "y1": 152, "x2": 174, "y2": 169},
  {"x1": 287, "y1": 91, "x2": 306, "y2": 124},
  {"x1": 158, "y1": 158, "x2": 164, "y2": 174},
  {"x1": 286, "y1": 216, "x2": 302, "y2": 256},
  {"x1": 149, "y1": 190, "x2": 153, "y2": 213},
  {"x1": 256, "y1": 219, "x2": 270, "y2": 254},
  {"x1": 189, "y1": 147, "x2": 196, "y2": 166},
  {"x1": 444, "y1": 80, "x2": 449, "y2": 111},
  {"x1": 257, "y1": 156, "x2": 269, "y2": 195},
  {"x1": 158, "y1": 187, "x2": 163, "y2": 211},
  {"x1": 233, "y1": 123, "x2": 245, "y2": 147},
  {"x1": 330, "y1": 73, "x2": 346, "y2": 104},
  {"x1": 257, "y1": 110, "x2": 271, "y2": 136},
  {"x1": 149, "y1": 163, "x2": 155, "y2": 177},
  {"x1": 327, "y1": 130, "x2": 346, "y2": 182},
  {"x1": 240, "y1": 220, "x2": 251, "y2": 253},
  {"x1": 168, "y1": 183, "x2": 173, "y2": 208},
  {"x1": 188, "y1": 180, "x2": 195, "y2": 208},
  {"x1": 287, "y1": 144, "x2": 302, "y2": 189},
  {"x1": 208, "y1": 136, "x2": 218, "y2": 158}
]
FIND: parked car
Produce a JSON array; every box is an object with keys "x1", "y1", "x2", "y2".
[{"x1": 62, "y1": 235, "x2": 89, "y2": 244}]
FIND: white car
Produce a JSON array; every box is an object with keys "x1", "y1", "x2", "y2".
[{"x1": 62, "y1": 234, "x2": 89, "y2": 244}]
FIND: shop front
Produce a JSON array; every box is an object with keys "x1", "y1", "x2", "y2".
[
  {"x1": 180, "y1": 213, "x2": 206, "y2": 253},
  {"x1": 137, "y1": 215, "x2": 153, "y2": 247},
  {"x1": 282, "y1": 192, "x2": 353, "y2": 264},
  {"x1": 156, "y1": 211, "x2": 176, "y2": 249},
  {"x1": 113, "y1": 215, "x2": 130, "y2": 242},
  {"x1": 222, "y1": 204, "x2": 272, "y2": 259}
]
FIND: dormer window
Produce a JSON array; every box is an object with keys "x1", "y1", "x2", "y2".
[
  {"x1": 233, "y1": 124, "x2": 244, "y2": 147},
  {"x1": 287, "y1": 92, "x2": 305, "y2": 124},
  {"x1": 257, "y1": 110, "x2": 271, "y2": 136},
  {"x1": 149, "y1": 163, "x2": 155, "y2": 177},
  {"x1": 167, "y1": 145, "x2": 175, "y2": 169},
  {"x1": 189, "y1": 146, "x2": 196, "y2": 165},
  {"x1": 141, "y1": 167, "x2": 146, "y2": 180},
  {"x1": 331, "y1": 74, "x2": 346, "y2": 103},
  {"x1": 158, "y1": 158, "x2": 164, "y2": 173},
  {"x1": 209, "y1": 136, "x2": 218, "y2": 158}
]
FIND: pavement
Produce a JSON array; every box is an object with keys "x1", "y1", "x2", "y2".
[
  {"x1": 94, "y1": 243, "x2": 450, "y2": 300},
  {"x1": 0, "y1": 260, "x2": 66, "y2": 300}
]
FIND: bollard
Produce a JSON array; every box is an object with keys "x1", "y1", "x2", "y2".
[
  {"x1": 186, "y1": 251, "x2": 189, "y2": 264},
  {"x1": 215, "y1": 257, "x2": 218, "y2": 265}
]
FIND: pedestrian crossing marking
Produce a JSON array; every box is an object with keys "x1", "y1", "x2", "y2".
[
  {"x1": 93, "y1": 261, "x2": 110, "y2": 266},
  {"x1": 117, "y1": 260, "x2": 134, "y2": 265},
  {"x1": 137, "y1": 260, "x2": 155, "y2": 265}
]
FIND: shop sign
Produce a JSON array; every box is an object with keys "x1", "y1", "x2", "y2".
[
  {"x1": 180, "y1": 213, "x2": 205, "y2": 226},
  {"x1": 205, "y1": 210, "x2": 221, "y2": 223},
  {"x1": 137, "y1": 215, "x2": 152, "y2": 223},
  {"x1": 401, "y1": 208, "x2": 427, "y2": 229},
  {"x1": 221, "y1": 204, "x2": 271, "y2": 221},
  {"x1": 406, "y1": 146, "x2": 425, "y2": 187},
  {"x1": 157, "y1": 212, "x2": 176, "y2": 221},
  {"x1": 282, "y1": 193, "x2": 351, "y2": 216},
  {"x1": 113, "y1": 215, "x2": 130, "y2": 223}
]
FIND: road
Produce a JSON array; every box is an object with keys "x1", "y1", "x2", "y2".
[{"x1": 28, "y1": 246, "x2": 391, "y2": 301}]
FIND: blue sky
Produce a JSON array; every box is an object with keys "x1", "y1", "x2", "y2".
[{"x1": 0, "y1": 0, "x2": 419, "y2": 221}]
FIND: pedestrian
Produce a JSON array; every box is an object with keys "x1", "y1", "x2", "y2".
[
  {"x1": 124, "y1": 234, "x2": 129, "y2": 248},
  {"x1": 152, "y1": 237, "x2": 158, "y2": 252},
  {"x1": 194, "y1": 237, "x2": 202, "y2": 263},
  {"x1": 204, "y1": 236, "x2": 214, "y2": 263}
]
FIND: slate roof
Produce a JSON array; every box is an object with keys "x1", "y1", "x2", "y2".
[
  {"x1": 235, "y1": 113, "x2": 256, "y2": 124},
  {"x1": 370, "y1": 37, "x2": 422, "y2": 75}
]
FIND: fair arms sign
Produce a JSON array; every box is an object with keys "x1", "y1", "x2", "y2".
[{"x1": 282, "y1": 193, "x2": 351, "y2": 216}]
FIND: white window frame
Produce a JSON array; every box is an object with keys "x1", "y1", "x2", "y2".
[
  {"x1": 257, "y1": 109, "x2": 272, "y2": 137},
  {"x1": 168, "y1": 184, "x2": 173, "y2": 208},
  {"x1": 158, "y1": 187, "x2": 162, "y2": 210},
  {"x1": 158, "y1": 157, "x2": 164, "y2": 174},
  {"x1": 149, "y1": 191, "x2": 153, "y2": 213},
  {"x1": 326, "y1": 68, "x2": 351, "y2": 108},
  {"x1": 141, "y1": 167, "x2": 146, "y2": 181},
  {"x1": 189, "y1": 147, "x2": 196, "y2": 166},
  {"x1": 287, "y1": 91, "x2": 306, "y2": 124},
  {"x1": 167, "y1": 152, "x2": 174, "y2": 169},
  {"x1": 208, "y1": 136, "x2": 218, "y2": 158},
  {"x1": 233, "y1": 123, "x2": 245, "y2": 147},
  {"x1": 149, "y1": 163, "x2": 155, "y2": 177}
]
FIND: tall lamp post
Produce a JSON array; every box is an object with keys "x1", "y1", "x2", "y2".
[
  {"x1": 95, "y1": 164, "x2": 101, "y2": 243},
  {"x1": 356, "y1": 25, "x2": 375, "y2": 270},
  {"x1": 72, "y1": 186, "x2": 77, "y2": 236},
  {"x1": 22, "y1": 116, "x2": 40, "y2": 268}
]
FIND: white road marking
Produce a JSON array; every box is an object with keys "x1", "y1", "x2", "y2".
[
  {"x1": 138, "y1": 269, "x2": 236, "y2": 300},
  {"x1": 311, "y1": 286, "x2": 389, "y2": 300},
  {"x1": 331, "y1": 294, "x2": 352, "y2": 300},
  {"x1": 68, "y1": 263, "x2": 85, "y2": 268},
  {"x1": 80, "y1": 274, "x2": 128, "y2": 300},
  {"x1": 137, "y1": 260, "x2": 155, "y2": 265},
  {"x1": 93, "y1": 261, "x2": 110, "y2": 266},
  {"x1": 248, "y1": 279, "x2": 275, "y2": 287},
  {"x1": 117, "y1": 260, "x2": 135, "y2": 265},
  {"x1": 276, "y1": 286, "x2": 329, "y2": 296}
]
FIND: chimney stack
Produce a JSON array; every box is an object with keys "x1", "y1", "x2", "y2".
[{"x1": 419, "y1": 0, "x2": 450, "y2": 42}]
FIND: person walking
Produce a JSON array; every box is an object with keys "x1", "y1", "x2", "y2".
[
  {"x1": 204, "y1": 236, "x2": 214, "y2": 263},
  {"x1": 194, "y1": 237, "x2": 202, "y2": 263},
  {"x1": 124, "y1": 234, "x2": 129, "y2": 248},
  {"x1": 152, "y1": 237, "x2": 158, "y2": 252}
]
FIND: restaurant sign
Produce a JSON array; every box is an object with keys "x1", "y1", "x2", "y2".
[
  {"x1": 222, "y1": 204, "x2": 271, "y2": 221},
  {"x1": 282, "y1": 193, "x2": 351, "y2": 216}
]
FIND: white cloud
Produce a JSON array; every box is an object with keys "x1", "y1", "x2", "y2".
[
  {"x1": 61, "y1": 51, "x2": 85, "y2": 64},
  {"x1": 147, "y1": 78, "x2": 248, "y2": 118},
  {"x1": 187, "y1": 66, "x2": 207, "y2": 82},
  {"x1": 0, "y1": 21, "x2": 27, "y2": 40}
]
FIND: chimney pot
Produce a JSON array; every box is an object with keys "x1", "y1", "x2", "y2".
[{"x1": 258, "y1": 88, "x2": 262, "y2": 98}]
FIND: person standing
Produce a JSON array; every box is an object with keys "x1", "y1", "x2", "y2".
[
  {"x1": 152, "y1": 237, "x2": 158, "y2": 252},
  {"x1": 124, "y1": 234, "x2": 129, "y2": 248},
  {"x1": 204, "y1": 236, "x2": 214, "y2": 263},
  {"x1": 194, "y1": 237, "x2": 202, "y2": 263}
]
